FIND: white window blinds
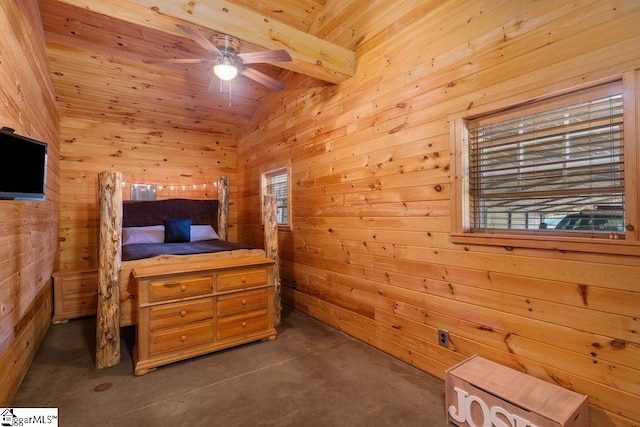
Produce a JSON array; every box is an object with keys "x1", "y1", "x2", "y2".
[
  {"x1": 265, "y1": 169, "x2": 289, "y2": 225},
  {"x1": 467, "y1": 81, "x2": 624, "y2": 234}
]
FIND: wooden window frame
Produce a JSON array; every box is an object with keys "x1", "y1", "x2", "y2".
[
  {"x1": 261, "y1": 166, "x2": 292, "y2": 231},
  {"x1": 449, "y1": 71, "x2": 640, "y2": 256}
]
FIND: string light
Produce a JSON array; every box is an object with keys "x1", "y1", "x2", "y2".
[{"x1": 121, "y1": 180, "x2": 220, "y2": 194}]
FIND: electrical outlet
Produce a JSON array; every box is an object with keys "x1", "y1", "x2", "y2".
[
  {"x1": 438, "y1": 329, "x2": 450, "y2": 348},
  {"x1": 292, "y1": 280, "x2": 297, "y2": 289}
]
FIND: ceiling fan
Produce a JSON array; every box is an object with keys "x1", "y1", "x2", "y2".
[{"x1": 143, "y1": 24, "x2": 292, "y2": 92}]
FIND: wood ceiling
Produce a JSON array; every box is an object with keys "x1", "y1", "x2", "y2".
[{"x1": 38, "y1": 0, "x2": 356, "y2": 136}]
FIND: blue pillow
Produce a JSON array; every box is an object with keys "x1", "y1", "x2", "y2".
[{"x1": 164, "y1": 219, "x2": 191, "y2": 243}]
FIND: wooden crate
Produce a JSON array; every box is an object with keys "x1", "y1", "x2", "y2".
[{"x1": 445, "y1": 355, "x2": 588, "y2": 427}]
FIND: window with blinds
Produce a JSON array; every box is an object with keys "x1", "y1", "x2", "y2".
[
  {"x1": 263, "y1": 167, "x2": 290, "y2": 226},
  {"x1": 466, "y1": 81, "x2": 624, "y2": 235}
]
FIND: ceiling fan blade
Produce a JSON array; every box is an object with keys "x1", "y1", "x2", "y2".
[
  {"x1": 143, "y1": 58, "x2": 212, "y2": 64},
  {"x1": 237, "y1": 49, "x2": 292, "y2": 64},
  {"x1": 176, "y1": 24, "x2": 221, "y2": 55},
  {"x1": 240, "y1": 67, "x2": 285, "y2": 91}
]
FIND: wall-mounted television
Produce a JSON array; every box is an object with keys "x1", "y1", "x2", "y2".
[{"x1": 0, "y1": 127, "x2": 48, "y2": 201}]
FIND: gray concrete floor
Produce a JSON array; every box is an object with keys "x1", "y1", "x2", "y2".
[{"x1": 12, "y1": 306, "x2": 448, "y2": 426}]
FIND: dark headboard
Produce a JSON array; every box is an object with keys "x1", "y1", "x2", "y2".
[{"x1": 122, "y1": 198, "x2": 219, "y2": 230}]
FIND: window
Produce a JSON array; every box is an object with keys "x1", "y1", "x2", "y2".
[
  {"x1": 470, "y1": 82, "x2": 624, "y2": 233},
  {"x1": 450, "y1": 75, "x2": 639, "y2": 254},
  {"x1": 261, "y1": 167, "x2": 291, "y2": 228},
  {"x1": 130, "y1": 183, "x2": 156, "y2": 200}
]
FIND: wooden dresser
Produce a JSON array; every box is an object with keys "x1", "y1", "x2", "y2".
[
  {"x1": 52, "y1": 268, "x2": 99, "y2": 324},
  {"x1": 132, "y1": 257, "x2": 276, "y2": 375}
]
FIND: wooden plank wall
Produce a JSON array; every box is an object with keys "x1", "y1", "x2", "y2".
[
  {"x1": 38, "y1": 2, "x2": 246, "y2": 271},
  {"x1": 56, "y1": 118, "x2": 238, "y2": 270},
  {"x1": 0, "y1": 0, "x2": 59, "y2": 405},
  {"x1": 236, "y1": 1, "x2": 640, "y2": 425}
]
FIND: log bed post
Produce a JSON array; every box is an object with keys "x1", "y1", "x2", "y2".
[
  {"x1": 96, "y1": 171, "x2": 122, "y2": 368},
  {"x1": 263, "y1": 194, "x2": 281, "y2": 326},
  {"x1": 217, "y1": 176, "x2": 229, "y2": 241}
]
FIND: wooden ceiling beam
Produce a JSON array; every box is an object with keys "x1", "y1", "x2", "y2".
[{"x1": 53, "y1": 0, "x2": 355, "y2": 84}]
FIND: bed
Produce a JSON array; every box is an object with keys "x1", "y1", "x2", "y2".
[
  {"x1": 117, "y1": 197, "x2": 268, "y2": 327},
  {"x1": 95, "y1": 172, "x2": 280, "y2": 372}
]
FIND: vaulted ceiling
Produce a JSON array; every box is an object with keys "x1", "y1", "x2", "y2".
[{"x1": 38, "y1": 0, "x2": 358, "y2": 136}]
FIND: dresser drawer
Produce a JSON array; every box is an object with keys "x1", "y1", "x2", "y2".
[
  {"x1": 217, "y1": 309, "x2": 268, "y2": 339},
  {"x1": 62, "y1": 275, "x2": 98, "y2": 293},
  {"x1": 133, "y1": 257, "x2": 276, "y2": 375},
  {"x1": 149, "y1": 320, "x2": 214, "y2": 356},
  {"x1": 217, "y1": 289, "x2": 268, "y2": 316},
  {"x1": 52, "y1": 268, "x2": 99, "y2": 323},
  {"x1": 62, "y1": 290, "x2": 98, "y2": 313},
  {"x1": 215, "y1": 267, "x2": 268, "y2": 292},
  {"x1": 150, "y1": 299, "x2": 214, "y2": 330},
  {"x1": 148, "y1": 275, "x2": 213, "y2": 303}
]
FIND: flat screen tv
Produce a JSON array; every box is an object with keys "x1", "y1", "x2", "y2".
[{"x1": 0, "y1": 126, "x2": 48, "y2": 201}]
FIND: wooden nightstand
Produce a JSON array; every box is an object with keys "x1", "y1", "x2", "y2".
[{"x1": 52, "y1": 267, "x2": 99, "y2": 324}]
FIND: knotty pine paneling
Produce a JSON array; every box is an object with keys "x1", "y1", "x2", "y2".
[
  {"x1": 57, "y1": 117, "x2": 240, "y2": 270},
  {"x1": 0, "y1": 0, "x2": 59, "y2": 405},
  {"x1": 228, "y1": 0, "x2": 326, "y2": 33},
  {"x1": 237, "y1": 1, "x2": 640, "y2": 424}
]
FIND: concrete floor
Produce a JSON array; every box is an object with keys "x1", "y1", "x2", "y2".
[{"x1": 12, "y1": 306, "x2": 449, "y2": 426}]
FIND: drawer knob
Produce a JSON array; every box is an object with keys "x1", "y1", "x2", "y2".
[
  {"x1": 241, "y1": 299, "x2": 247, "y2": 305},
  {"x1": 180, "y1": 335, "x2": 187, "y2": 342},
  {"x1": 180, "y1": 285, "x2": 187, "y2": 292},
  {"x1": 81, "y1": 281, "x2": 87, "y2": 287},
  {"x1": 241, "y1": 277, "x2": 247, "y2": 283},
  {"x1": 241, "y1": 321, "x2": 247, "y2": 328},
  {"x1": 180, "y1": 310, "x2": 187, "y2": 317}
]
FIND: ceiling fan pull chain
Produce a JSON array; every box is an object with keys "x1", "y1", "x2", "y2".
[{"x1": 228, "y1": 79, "x2": 232, "y2": 107}]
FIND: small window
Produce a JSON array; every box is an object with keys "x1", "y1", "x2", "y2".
[
  {"x1": 261, "y1": 167, "x2": 291, "y2": 228},
  {"x1": 450, "y1": 75, "x2": 639, "y2": 254},
  {"x1": 130, "y1": 183, "x2": 156, "y2": 200}
]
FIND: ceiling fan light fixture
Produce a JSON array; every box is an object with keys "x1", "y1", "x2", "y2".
[
  {"x1": 214, "y1": 62, "x2": 238, "y2": 80},
  {"x1": 147, "y1": 25, "x2": 292, "y2": 91},
  {"x1": 213, "y1": 55, "x2": 238, "y2": 80}
]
